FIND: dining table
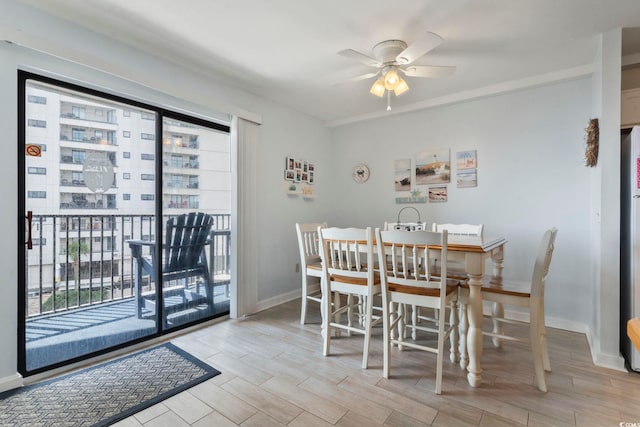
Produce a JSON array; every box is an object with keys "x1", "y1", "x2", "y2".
[{"x1": 429, "y1": 234, "x2": 507, "y2": 388}]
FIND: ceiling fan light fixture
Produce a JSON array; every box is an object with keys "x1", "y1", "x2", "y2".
[
  {"x1": 393, "y1": 78, "x2": 409, "y2": 96},
  {"x1": 383, "y1": 68, "x2": 400, "y2": 90},
  {"x1": 369, "y1": 78, "x2": 386, "y2": 97}
]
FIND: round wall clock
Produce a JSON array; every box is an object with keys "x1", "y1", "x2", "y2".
[{"x1": 352, "y1": 163, "x2": 370, "y2": 183}]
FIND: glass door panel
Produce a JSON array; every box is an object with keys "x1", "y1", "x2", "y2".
[
  {"x1": 22, "y1": 79, "x2": 159, "y2": 373},
  {"x1": 160, "y1": 116, "x2": 231, "y2": 330}
]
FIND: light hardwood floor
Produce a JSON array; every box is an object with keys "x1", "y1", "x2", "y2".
[{"x1": 113, "y1": 299, "x2": 640, "y2": 426}]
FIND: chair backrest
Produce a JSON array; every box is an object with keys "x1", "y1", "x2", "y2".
[
  {"x1": 318, "y1": 227, "x2": 375, "y2": 289},
  {"x1": 164, "y1": 212, "x2": 213, "y2": 272},
  {"x1": 529, "y1": 228, "x2": 558, "y2": 300},
  {"x1": 383, "y1": 221, "x2": 428, "y2": 231},
  {"x1": 375, "y1": 228, "x2": 449, "y2": 308},
  {"x1": 296, "y1": 222, "x2": 327, "y2": 269},
  {"x1": 432, "y1": 223, "x2": 483, "y2": 237}
]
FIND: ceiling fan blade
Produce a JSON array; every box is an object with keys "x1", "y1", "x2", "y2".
[
  {"x1": 396, "y1": 32, "x2": 444, "y2": 65},
  {"x1": 401, "y1": 65, "x2": 456, "y2": 78},
  {"x1": 332, "y1": 71, "x2": 380, "y2": 86},
  {"x1": 347, "y1": 71, "x2": 380, "y2": 82},
  {"x1": 338, "y1": 49, "x2": 382, "y2": 68}
]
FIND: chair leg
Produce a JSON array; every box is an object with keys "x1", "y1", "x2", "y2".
[
  {"x1": 458, "y1": 301, "x2": 468, "y2": 370},
  {"x1": 383, "y1": 299, "x2": 391, "y2": 379},
  {"x1": 397, "y1": 303, "x2": 406, "y2": 351},
  {"x1": 449, "y1": 300, "x2": 460, "y2": 364},
  {"x1": 362, "y1": 294, "x2": 374, "y2": 369},
  {"x1": 530, "y1": 308, "x2": 547, "y2": 392},
  {"x1": 300, "y1": 276, "x2": 308, "y2": 325},
  {"x1": 411, "y1": 305, "x2": 418, "y2": 340},
  {"x1": 538, "y1": 305, "x2": 551, "y2": 372},
  {"x1": 492, "y1": 302, "x2": 504, "y2": 348},
  {"x1": 435, "y1": 307, "x2": 446, "y2": 395},
  {"x1": 322, "y1": 285, "x2": 332, "y2": 357}
]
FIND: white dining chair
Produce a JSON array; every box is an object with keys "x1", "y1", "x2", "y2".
[
  {"x1": 460, "y1": 228, "x2": 557, "y2": 392},
  {"x1": 375, "y1": 228, "x2": 459, "y2": 394},
  {"x1": 295, "y1": 222, "x2": 327, "y2": 324},
  {"x1": 318, "y1": 226, "x2": 382, "y2": 369},
  {"x1": 423, "y1": 223, "x2": 484, "y2": 343}
]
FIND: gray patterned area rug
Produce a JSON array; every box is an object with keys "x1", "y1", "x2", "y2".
[{"x1": 0, "y1": 343, "x2": 220, "y2": 427}]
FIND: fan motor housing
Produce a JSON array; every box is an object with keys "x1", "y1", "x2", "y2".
[{"x1": 372, "y1": 40, "x2": 407, "y2": 64}]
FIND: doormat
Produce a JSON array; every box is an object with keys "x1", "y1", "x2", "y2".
[{"x1": 0, "y1": 342, "x2": 220, "y2": 426}]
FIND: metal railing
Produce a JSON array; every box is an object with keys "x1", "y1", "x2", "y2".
[{"x1": 26, "y1": 213, "x2": 231, "y2": 318}]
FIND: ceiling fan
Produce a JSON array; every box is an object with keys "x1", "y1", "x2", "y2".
[{"x1": 338, "y1": 31, "x2": 455, "y2": 109}]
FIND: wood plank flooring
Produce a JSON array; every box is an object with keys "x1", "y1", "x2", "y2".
[{"x1": 112, "y1": 299, "x2": 640, "y2": 426}]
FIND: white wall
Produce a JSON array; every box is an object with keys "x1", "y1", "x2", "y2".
[
  {"x1": 329, "y1": 79, "x2": 595, "y2": 329},
  {"x1": 0, "y1": 4, "x2": 331, "y2": 386}
]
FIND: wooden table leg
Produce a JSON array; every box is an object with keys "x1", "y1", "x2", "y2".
[
  {"x1": 466, "y1": 274, "x2": 484, "y2": 387},
  {"x1": 465, "y1": 251, "x2": 484, "y2": 387}
]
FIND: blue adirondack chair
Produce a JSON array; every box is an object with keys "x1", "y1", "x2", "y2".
[{"x1": 128, "y1": 212, "x2": 214, "y2": 325}]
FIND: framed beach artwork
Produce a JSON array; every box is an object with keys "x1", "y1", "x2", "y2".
[
  {"x1": 394, "y1": 159, "x2": 411, "y2": 192},
  {"x1": 428, "y1": 186, "x2": 448, "y2": 202},
  {"x1": 416, "y1": 148, "x2": 450, "y2": 185},
  {"x1": 457, "y1": 169, "x2": 477, "y2": 188},
  {"x1": 456, "y1": 150, "x2": 477, "y2": 170}
]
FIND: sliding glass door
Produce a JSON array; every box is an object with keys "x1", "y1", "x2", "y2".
[{"x1": 19, "y1": 72, "x2": 231, "y2": 375}]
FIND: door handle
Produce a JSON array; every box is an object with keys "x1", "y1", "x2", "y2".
[{"x1": 26, "y1": 210, "x2": 33, "y2": 250}]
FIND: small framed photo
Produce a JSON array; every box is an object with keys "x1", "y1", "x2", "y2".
[
  {"x1": 284, "y1": 169, "x2": 295, "y2": 181},
  {"x1": 303, "y1": 161, "x2": 309, "y2": 173},
  {"x1": 308, "y1": 163, "x2": 315, "y2": 172},
  {"x1": 428, "y1": 186, "x2": 448, "y2": 203},
  {"x1": 309, "y1": 171, "x2": 315, "y2": 184},
  {"x1": 301, "y1": 172, "x2": 309, "y2": 182},
  {"x1": 294, "y1": 160, "x2": 302, "y2": 170},
  {"x1": 295, "y1": 169, "x2": 302, "y2": 182},
  {"x1": 286, "y1": 156, "x2": 295, "y2": 170}
]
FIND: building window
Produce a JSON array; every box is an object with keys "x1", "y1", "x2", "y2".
[
  {"x1": 123, "y1": 130, "x2": 131, "y2": 138},
  {"x1": 32, "y1": 238, "x2": 47, "y2": 246},
  {"x1": 72, "y1": 150, "x2": 86, "y2": 164},
  {"x1": 71, "y1": 128, "x2": 85, "y2": 141},
  {"x1": 123, "y1": 151, "x2": 130, "y2": 159},
  {"x1": 28, "y1": 191, "x2": 46, "y2": 198},
  {"x1": 141, "y1": 153, "x2": 155, "y2": 160},
  {"x1": 141, "y1": 133, "x2": 155, "y2": 140},
  {"x1": 28, "y1": 95, "x2": 46, "y2": 104},
  {"x1": 141, "y1": 194, "x2": 154, "y2": 201},
  {"x1": 123, "y1": 172, "x2": 131, "y2": 180},
  {"x1": 141, "y1": 174, "x2": 155, "y2": 181},
  {"x1": 123, "y1": 110, "x2": 131, "y2": 117},
  {"x1": 27, "y1": 167, "x2": 46, "y2": 175},
  {"x1": 123, "y1": 193, "x2": 131, "y2": 200},
  {"x1": 72, "y1": 106, "x2": 86, "y2": 119},
  {"x1": 141, "y1": 112, "x2": 155, "y2": 120},
  {"x1": 27, "y1": 119, "x2": 46, "y2": 128}
]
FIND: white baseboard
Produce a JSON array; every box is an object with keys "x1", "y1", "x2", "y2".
[
  {"x1": 254, "y1": 288, "x2": 303, "y2": 313},
  {"x1": 0, "y1": 373, "x2": 23, "y2": 393}
]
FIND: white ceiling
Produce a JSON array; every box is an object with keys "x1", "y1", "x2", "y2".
[{"x1": 14, "y1": 0, "x2": 640, "y2": 124}]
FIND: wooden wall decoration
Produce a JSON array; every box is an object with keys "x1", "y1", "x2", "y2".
[{"x1": 585, "y1": 118, "x2": 599, "y2": 167}]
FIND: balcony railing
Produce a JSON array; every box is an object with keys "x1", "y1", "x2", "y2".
[{"x1": 27, "y1": 213, "x2": 231, "y2": 318}]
